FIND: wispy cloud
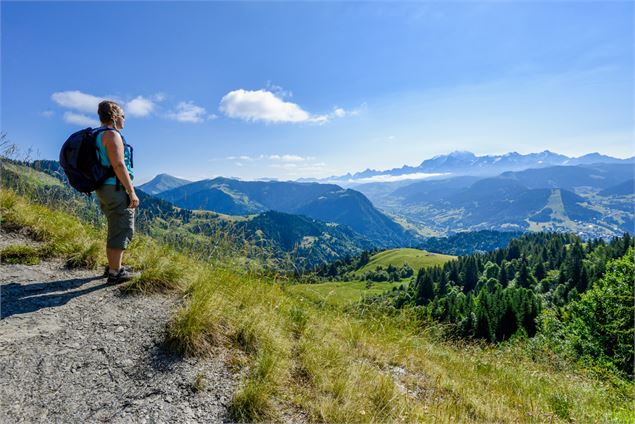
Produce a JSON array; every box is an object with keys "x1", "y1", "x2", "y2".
[
  {"x1": 269, "y1": 161, "x2": 336, "y2": 177},
  {"x1": 262, "y1": 154, "x2": 315, "y2": 162},
  {"x1": 166, "y1": 101, "x2": 207, "y2": 123},
  {"x1": 265, "y1": 81, "x2": 293, "y2": 98},
  {"x1": 223, "y1": 154, "x2": 316, "y2": 163},
  {"x1": 52, "y1": 90, "x2": 103, "y2": 113},
  {"x1": 63, "y1": 111, "x2": 99, "y2": 127},
  {"x1": 227, "y1": 155, "x2": 256, "y2": 162},
  {"x1": 40, "y1": 110, "x2": 54, "y2": 118},
  {"x1": 350, "y1": 172, "x2": 448, "y2": 184},
  {"x1": 212, "y1": 153, "x2": 332, "y2": 177},
  {"x1": 52, "y1": 90, "x2": 167, "y2": 119},
  {"x1": 309, "y1": 103, "x2": 366, "y2": 124}
]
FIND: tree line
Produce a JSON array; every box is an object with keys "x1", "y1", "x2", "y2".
[{"x1": 366, "y1": 232, "x2": 633, "y2": 375}]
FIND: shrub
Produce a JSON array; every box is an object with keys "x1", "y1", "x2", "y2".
[{"x1": 0, "y1": 244, "x2": 40, "y2": 265}]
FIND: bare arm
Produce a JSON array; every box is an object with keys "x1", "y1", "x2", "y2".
[{"x1": 102, "y1": 131, "x2": 139, "y2": 208}]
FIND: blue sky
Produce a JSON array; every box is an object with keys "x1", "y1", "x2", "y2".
[{"x1": 2, "y1": 1, "x2": 633, "y2": 183}]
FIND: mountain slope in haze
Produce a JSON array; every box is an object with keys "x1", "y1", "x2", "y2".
[
  {"x1": 497, "y1": 164, "x2": 634, "y2": 191},
  {"x1": 138, "y1": 174, "x2": 192, "y2": 195},
  {"x1": 156, "y1": 178, "x2": 415, "y2": 246},
  {"x1": 369, "y1": 164, "x2": 634, "y2": 238},
  {"x1": 599, "y1": 179, "x2": 635, "y2": 197},
  {"x1": 294, "y1": 188, "x2": 410, "y2": 246}
]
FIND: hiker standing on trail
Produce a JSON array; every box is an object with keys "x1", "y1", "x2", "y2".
[{"x1": 95, "y1": 100, "x2": 139, "y2": 284}]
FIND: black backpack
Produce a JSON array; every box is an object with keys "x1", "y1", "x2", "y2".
[{"x1": 59, "y1": 127, "x2": 132, "y2": 194}]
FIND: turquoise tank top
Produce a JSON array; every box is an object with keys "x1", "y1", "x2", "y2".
[{"x1": 95, "y1": 128, "x2": 134, "y2": 185}]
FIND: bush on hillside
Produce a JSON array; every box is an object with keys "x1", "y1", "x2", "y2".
[{"x1": 557, "y1": 248, "x2": 634, "y2": 377}]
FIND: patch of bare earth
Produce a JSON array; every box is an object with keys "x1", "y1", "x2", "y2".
[{"x1": 0, "y1": 230, "x2": 237, "y2": 423}]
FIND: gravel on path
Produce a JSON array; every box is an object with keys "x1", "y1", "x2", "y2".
[{"x1": 0, "y1": 231, "x2": 237, "y2": 423}]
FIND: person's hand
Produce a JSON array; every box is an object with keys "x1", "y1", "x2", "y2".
[{"x1": 128, "y1": 190, "x2": 140, "y2": 209}]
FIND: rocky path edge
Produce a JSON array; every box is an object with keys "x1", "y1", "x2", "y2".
[{"x1": 0, "y1": 231, "x2": 237, "y2": 423}]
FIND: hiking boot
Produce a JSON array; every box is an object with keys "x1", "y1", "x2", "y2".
[
  {"x1": 103, "y1": 265, "x2": 134, "y2": 278},
  {"x1": 106, "y1": 267, "x2": 139, "y2": 284}
]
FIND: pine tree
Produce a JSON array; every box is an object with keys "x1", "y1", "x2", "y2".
[
  {"x1": 437, "y1": 270, "x2": 449, "y2": 296},
  {"x1": 576, "y1": 266, "x2": 589, "y2": 293},
  {"x1": 415, "y1": 272, "x2": 435, "y2": 305},
  {"x1": 507, "y1": 241, "x2": 521, "y2": 261},
  {"x1": 358, "y1": 250, "x2": 370, "y2": 268},
  {"x1": 498, "y1": 293, "x2": 518, "y2": 341},
  {"x1": 564, "y1": 240, "x2": 584, "y2": 288},
  {"x1": 516, "y1": 260, "x2": 532, "y2": 288},
  {"x1": 475, "y1": 289, "x2": 494, "y2": 342},
  {"x1": 498, "y1": 262, "x2": 509, "y2": 287},
  {"x1": 534, "y1": 261, "x2": 546, "y2": 281},
  {"x1": 463, "y1": 257, "x2": 479, "y2": 293}
]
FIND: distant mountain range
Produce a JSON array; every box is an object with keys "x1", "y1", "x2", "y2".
[
  {"x1": 358, "y1": 163, "x2": 634, "y2": 238},
  {"x1": 300, "y1": 150, "x2": 634, "y2": 184},
  {"x1": 139, "y1": 151, "x2": 634, "y2": 241},
  {"x1": 140, "y1": 176, "x2": 416, "y2": 247}
]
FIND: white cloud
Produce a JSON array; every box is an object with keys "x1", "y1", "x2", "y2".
[
  {"x1": 126, "y1": 96, "x2": 155, "y2": 117},
  {"x1": 351, "y1": 172, "x2": 449, "y2": 184},
  {"x1": 333, "y1": 108, "x2": 346, "y2": 118},
  {"x1": 219, "y1": 88, "x2": 365, "y2": 125},
  {"x1": 167, "y1": 101, "x2": 207, "y2": 123},
  {"x1": 40, "y1": 110, "x2": 54, "y2": 118},
  {"x1": 63, "y1": 111, "x2": 100, "y2": 127},
  {"x1": 52, "y1": 90, "x2": 104, "y2": 113},
  {"x1": 219, "y1": 89, "x2": 310, "y2": 123}
]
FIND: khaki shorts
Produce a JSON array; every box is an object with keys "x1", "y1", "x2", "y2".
[{"x1": 95, "y1": 185, "x2": 135, "y2": 249}]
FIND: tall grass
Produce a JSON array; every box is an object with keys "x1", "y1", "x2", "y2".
[
  {"x1": 0, "y1": 189, "x2": 188, "y2": 293},
  {"x1": 0, "y1": 189, "x2": 104, "y2": 268},
  {"x1": 1, "y1": 177, "x2": 632, "y2": 422}
]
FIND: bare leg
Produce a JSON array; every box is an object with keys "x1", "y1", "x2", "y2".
[{"x1": 106, "y1": 247, "x2": 124, "y2": 272}]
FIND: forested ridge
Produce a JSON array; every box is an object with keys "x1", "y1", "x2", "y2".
[{"x1": 366, "y1": 232, "x2": 634, "y2": 376}]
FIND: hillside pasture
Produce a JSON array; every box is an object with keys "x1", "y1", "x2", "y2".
[
  {"x1": 355, "y1": 248, "x2": 455, "y2": 277},
  {"x1": 287, "y1": 280, "x2": 405, "y2": 308}
]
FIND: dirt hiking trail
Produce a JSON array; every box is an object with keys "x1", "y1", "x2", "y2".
[{"x1": 0, "y1": 230, "x2": 236, "y2": 423}]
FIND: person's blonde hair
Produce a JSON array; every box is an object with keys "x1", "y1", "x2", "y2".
[{"x1": 98, "y1": 100, "x2": 124, "y2": 127}]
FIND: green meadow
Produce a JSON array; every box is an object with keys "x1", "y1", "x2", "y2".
[
  {"x1": 355, "y1": 247, "x2": 456, "y2": 275},
  {"x1": 287, "y1": 280, "x2": 405, "y2": 308}
]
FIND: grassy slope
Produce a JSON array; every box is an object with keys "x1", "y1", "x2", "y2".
[
  {"x1": 1, "y1": 186, "x2": 632, "y2": 423},
  {"x1": 355, "y1": 248, "x2": 456, "y2": 275},
  {"x1": 287, "y1": 281, "x2": 404, "y2": 308},
  {"x1": 1, "y1": 161, "x2": 65, "y2": 188},
  {"x1": 288, "y1": 247, "x2": 456, "y2": 310}
]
